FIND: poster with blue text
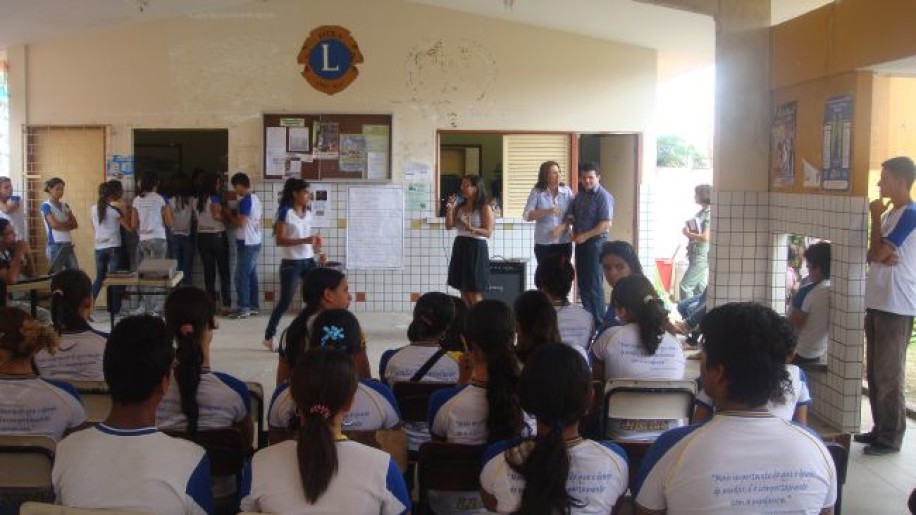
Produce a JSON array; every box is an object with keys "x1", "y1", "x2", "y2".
[
  {"x1": 771, "y1": 101, "x2": 797, "y2": 188},
  {"x1": 822, "y1": 95, "x2": 853, "y2": 191}
]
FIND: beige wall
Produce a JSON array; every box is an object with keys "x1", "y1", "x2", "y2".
[{"x1": 600, "y1": 134, "x2": 639, "y2": 244}]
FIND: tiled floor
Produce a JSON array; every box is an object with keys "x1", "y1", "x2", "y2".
[{"x1": 93, "y1": 310, "x2": 916, "y2": 514}]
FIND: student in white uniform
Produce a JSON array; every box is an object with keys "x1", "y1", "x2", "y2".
[
  {"x1": 34, "y1": 270, "x2": 107, "y2": 382},
  {"x1": 195, "y1": 172, "x2": 232, "y2": 315},
  {"x1": 90, "y1": 180, "x2": 131, "y2": 316},
  {"x1": 0, "y1": 176, "x2": 27, "y2": 242},
  {"x1": 40, "y1": 177, "x2": 79, "y2": 271},
  {"x1": 227, "y1": 172, "x2": 262, "y2": 319},
  {"x1": 634, "y1": 302, "x2": 837, "y2": 515},
  {"x1": 241, "y1": 349, "x2": 410, "y2": 515},
  {"x1": 0, "y1": 307, "x2": 86, "y2": 441},
  {"x1": 480, "y1": 344, "x2": 629, "y2": 515},
  {"x1": 263, "y1": 178, "x2": 324, "y2": 350},
  {"x1": 512, "y1": 289, "x2": 562, "y2": 364},
  {"x1": 156, "y1": 286, "x2": 252, "y2": 442},
  {"x1": 268, "y1": 309, "x2": 400, "y2": 443},
  {"x1": 166, "y1": 172, "x2": 195, "y2": 286},
  {"x1": 789, "y1": 241, "x2": 831, "y2": 363},
  {"x1": 535, "y1": 257, "x2": 595, "y2": 359},
  {"x1": 131, "y1": 171, "x2": 172, "y2": 316},
  {"x1": 275, "y1": 267, "x2": 352, "y2": 385},
  {"x1": 53, "y1": 315, "x2": 213, "y2": 514},
  {"x1": 381, "y1": 292, "x2": 461, "y2": 451}
]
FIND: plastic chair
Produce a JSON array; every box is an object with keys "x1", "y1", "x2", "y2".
[
  {"x1": 392, "y1": 382, "x2": 456, "y2": 423},
  {"x1": 20, "y1": 501, "x2": 150, "y2": 514},
  {"x1": 245, "y1": 381, "x2": 266, "y2": 449},
  {"x1": 603, "y1": 379, "x2": 697, "y2": 440},
  {"x1": 0, "y1": 435, "x2": 56, "y2": 513},
  {"x1": 65, "y1": 381, "x2": 111, "y2": 424},
  {"x1": 416, "y1": 442, "x2": 487, "y2": 515}
]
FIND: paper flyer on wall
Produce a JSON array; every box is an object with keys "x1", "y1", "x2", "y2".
[
  {"x1": 404, "y1": 160, "x2": 432, "y2": 183},
  {"x1": 107, "y1": 155, "x2": 134, "y2": 179},
  {"x1": 822, "y1": 94, "x2": 853, "y2": 191},
  {"x1": 407, "y1": 183, "x2": 431, "y2": 211},
  {"x1": 339, "y1": 134, "x2": 367, "y2": 174},
  {"x1": 288, "y1": 127, "x2": 310, "y2": 152},
  {"x1": 311, "y1": 184, "x2": 332, "y2": 228},
  {"x1": 266, "y1": 127, "x2": 287, "y2": 153},
  {"x1": 312, "y1": 121, "x2": 339, "y2": 160},
  {"x1": 771, "y1": 101, "x2": 797, "y2": 187}
]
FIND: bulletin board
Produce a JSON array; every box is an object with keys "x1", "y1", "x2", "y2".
[{"x1": 262, "y1": 113, "x2": 392, "y2": 181}]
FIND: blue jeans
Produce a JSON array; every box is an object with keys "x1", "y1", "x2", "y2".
[
  {"x1": 677, "y1": 289, "x2": 707, "y2": 328},
  {"x1": 169, "y1": 233, "x2": 194, "y2": 286},
  {"x1": 235, "y1": 242, "x2": 261, "y2": 312},
  {"x1": 137, "y1": 238, "x2": 168, "y2": 314},
  {"x1": 264, "y1": 258, "x2": 317, "y2": 340},
  {"x1": 93, "y1": 247, "x2": 123, "y2": 314},
  {"x1": 575, "y1": 235, "x2": 607, "y2": 324},
  {"x1": 46, "y1": 242, "x2": 78, "y2": 273}
]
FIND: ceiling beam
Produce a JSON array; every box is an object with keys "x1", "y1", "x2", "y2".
[{"x1": 632, "y1": 0, "x2": 717, "y2": 17}]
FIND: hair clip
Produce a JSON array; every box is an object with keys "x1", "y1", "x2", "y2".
[
  {"x1": 179, "y1": 323, "x2": 194, "y2": 336},
  {"x1": 51, "y1": 289, "x2": 65, "y2": 297},
  {"x1": 308, "y1": 404, "x2": 331, "y2": 419},
  {"x1": 320, "y1": 325, "x2": 345, "y2": 347},
  {"x1": 643, "y1": 294, "x2": 655, "y2": 304}
]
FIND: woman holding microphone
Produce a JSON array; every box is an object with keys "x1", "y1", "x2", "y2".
[
  {"x1": 522, "y1": 160, "x2": 574, "y2": 267},
  {"x1": 446, "y1": 174, "x2": 493, "y2": 307}
]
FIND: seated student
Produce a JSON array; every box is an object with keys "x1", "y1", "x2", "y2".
[
  {"x1": 480, "y1": 344, "x2": 629, "y2": 515},
  {"x1": 275, "y1": 267, "x2": 351, "y2": 384},
  {"x1": 0, "y1": 307, "x2": 86, "y2": 441},
  {"x1": 789, "y1": 241, "x2": 831, "y2": 364},
  {"x1": 535, "y1": 258, "x2": 594, "y2": 360},
  {"x1": 381, "y1": 291, "x2": 461, "y2": 451},
  {"x1": 598, "y1": 240, "x2": 644, "y2": 334},
  {"x1": 0, "y1": 218, "x2": 52, "y2": 325},
  {"x1": 692, "y1": 311, "x2": 811, "y2": 425},
  {"x1": 241, "y1": 349, "x2": 410, "y2": 514},
  {"x1": 52, "y1": 315, "x2": 212, "y2": 514},
  {"x1": 634, "y1": 302, "x2": 837, "y2": 515},
  {"x1": 268, "y1": 309, "x2": 400, "y2": 443},
  {"x1": 34, "y1": 270, "x2": 107, "y2": 381},
  {"x1": 513, "y1": 290, "x2": 563, "y2": 364}
]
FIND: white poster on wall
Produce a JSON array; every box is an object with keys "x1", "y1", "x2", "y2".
[
  {"x1": 311, "y1": 184, "x2": 332, "y2": 228},
  {"x1": 346, "y1": 186, "x2": 404, "y2": 270}
]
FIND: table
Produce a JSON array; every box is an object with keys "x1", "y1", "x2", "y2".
[
  {"x1": 7, "y1": 276, "x2": 52, "y2": 318},
  {"x1": 102, "y1": 271, "x2": 184, "y2": 325}
]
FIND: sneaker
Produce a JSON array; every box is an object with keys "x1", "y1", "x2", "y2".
[
  {"x1": 230, "y1": 310, "x2": 250, "y2": 320},
  {"x1": 864, "y1": 443, "x2": 899, "y2": 456},
  {"x1": 249, "y1": 309, "x2": 260, "y2": 316},
  {"x1": 261, "y1": 338, "x2": 275, "y2": 352},
  {"x1": 853, "y1": 431, "x2": 877, "y2": 444}
]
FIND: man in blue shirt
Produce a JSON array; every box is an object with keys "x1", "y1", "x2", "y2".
[{"x1": 557, "y1": 162, "x2": 614, "y2": 323}]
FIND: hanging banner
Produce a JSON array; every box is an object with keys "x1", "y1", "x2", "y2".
[
  {"x1": 822, "y1": 95, "x2": 853, "y2": 191},
  {"x1": 771, "y1": 101, "x2": 797, "y2": 188}
]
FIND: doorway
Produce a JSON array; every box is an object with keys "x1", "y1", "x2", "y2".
[{"x1": 133, "y1": 129, "x2": 228, "y2": 183}]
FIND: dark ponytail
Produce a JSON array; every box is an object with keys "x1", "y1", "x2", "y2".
[
  {"x1": 466, "y1": 300, "x2": 524, "y2": 443},
  {"x1": 96, "y1": 182, "x2": 110, "y2": 224},
  {"x1": 164, "y1": 287, "x2": 216, "y2": 436},
  {"x1": 196, "y1": 172, "x2": 220, "y2": 213},
  {"x1": 291, "y1": 349, "x2": 357, "y2": 504},
  {"x1": 407, "y1": 292, "x2": 455, "y2": 343},
  {"x1": 611, "y1": 274, "x2": 668, "y2": 355},
  {"x1": 281, "y1": 268, "x2": 346, "y2": 367},
  {"x1": 508, "y1": 344, "x2": 591, "y2": 515},
  {"x1": 50, "y1": 270, "x2": 93, "y2": 333},
  {"x1": 513, "y1": 290, "x2": 560, "y2": 363}
]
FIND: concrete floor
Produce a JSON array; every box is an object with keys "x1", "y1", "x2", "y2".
[{"x1": 92, "y1": 310, "x2": 916, "y2": 514}]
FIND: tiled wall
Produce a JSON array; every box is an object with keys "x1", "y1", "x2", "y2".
[{"x1": 708, "y1": 190, "x2": 868, "y2": 432}]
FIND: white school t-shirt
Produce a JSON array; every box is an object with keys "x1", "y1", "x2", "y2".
[
  {"x1": 239, "y1": 439, "x2": 410, "y2": 515},
  {"x1": 480, "y1": 438, "x2": 629, "y2": 515},
  {"x1": 0, "y1": 375, "x2": 86, "y2": 441},
  {"x1": 40, "y1": 200, "x2": 73, "y2": 243},
  {"x1": 90, "y1": 204, "x2": 123, "y2": 250},
  {"x1": 866, "y1": 202, "x2": 916, "y2": 316},
  {"x1": 34, "y1": 329, "x2": 108, "y2": 382},
  {"x1": 236, "y1": 193, "x2": 262, "y2": 245},
  {"x1": 156, "y1": 370, "x2": 249, "y2": 432},
  {"x1": 0, "y1": 195, "x2": 27, "y2": 240},
  {"x1": 634, "y1": 412, "x2": 837, "y2": 514},
  {"x1": 790, "y1": 278, "x2": 830, "y2": 359},
  {"x1": 556, "y1": 304, "x2": 595, "y2": 363},
  {"x1": 169, "y1": 197, "x2": 194, "y2": 236},
  {"x1": 268, "y1": 379, "x2": 401, "y2": 432},
  {"x1": 276, "y1": 205, "x2": 315, "y2": 260},
  {"x1": 695, "y1": 364, "x2": 812, "y2": 422},
  {"x1": 591, "y1": 323, "x2": 686, "y2": 381},
  {"x1": 53, "y1": 424, "x2": 212, "y2": 515},
  {"x1": 196, "y1": 195, "x2": 225, "y2": 234},
  {"x1": 429, "y1": 384, "x2": 535, "y2": 445},
  {"x1": 132, "y1": 192, "x2": 167, "y2": 241}
]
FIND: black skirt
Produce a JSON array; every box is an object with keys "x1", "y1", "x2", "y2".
[{"x1": 447, "y1": 236, "x2": 490, "y2": 293}]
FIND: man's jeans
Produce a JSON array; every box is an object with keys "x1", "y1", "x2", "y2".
[
  {"x1": 575, "y1": 235, "x2": 607, "y2": 324},
  {"x1": 235, "y1": 242, "x2": 261, "y2": 312},
  {"x1": 93, "y1": 247, "x2": 123, "y2": 314},
  {"x1": 264, "y1": 258, "x2": 317, "y2": 340},
  {"x1": 137, "y1": 238, "x2": 167, "y2": 314}
]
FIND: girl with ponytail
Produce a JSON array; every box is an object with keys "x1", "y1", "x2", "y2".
[
  {"x1": 91, "y1": 180, "x2": 130, "y2": 315},
  {"x1": 241, "y1": 348, "x2": 410, "y2": 514},
  {"x1": 34, "y1": 269, "x2": 107, "y2": 381},
  {"x1": 480, "y1": 344, "x2": 628, "y2": 515},
  {"x1": 590, "y1": 274, "x2": 685, "y2": 383},
  {"x1": 157, "y1": 286, "x2": 252, "y2": 445}
]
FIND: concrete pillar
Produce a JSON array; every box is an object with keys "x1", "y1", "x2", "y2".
[{"x1": 6, "y1": 45, "x2": 26, "y2": 191}]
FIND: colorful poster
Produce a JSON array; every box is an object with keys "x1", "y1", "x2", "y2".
[
  {"x1": 107, "y1": 155, "x2": 134, "y2": 179},
  {"x1": 312, "y1": 121, "x2": 339, "y2": 160},
  {"x1": 822, "y1": 95, "x2": 853, "y2": 191},
  {"x1": 339, "y1": 134, "x2": 367, "y2": 173},
  {"x1": 771, "y1": 101, "x2": 797, "y2": 188}
]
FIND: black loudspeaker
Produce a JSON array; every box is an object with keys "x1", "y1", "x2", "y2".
[{"x1": 484, "y1": 259, "x2": 527, "y2": 306}]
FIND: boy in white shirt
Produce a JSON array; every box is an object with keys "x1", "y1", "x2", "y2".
[
  {"x1": 789, "y1": 241, "x2": 831, "y2": 363},
  {"x1": 227, "y1": 172, "x2": 262, "y2": 319}
]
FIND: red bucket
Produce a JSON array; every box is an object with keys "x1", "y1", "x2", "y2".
[{"x1": 655, "y1": 258, "x2": 674, "y2": 293}]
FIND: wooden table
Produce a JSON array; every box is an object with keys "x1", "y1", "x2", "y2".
[
  {"x1": 102, "y1": 271, "x2": 184, "y2": 325},
  {"x1": 7, "y1": 276, "x2": 52, "y2": 318}
]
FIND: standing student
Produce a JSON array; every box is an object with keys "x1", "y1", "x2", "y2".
[
  {"x1": 523, "y1": 160, "x2": 574, "y2": 267},
  {"x1": 167, "y1": 172, "x2": 195, "y2": 286},
  {"x1": 535, "y1": 258, "x2": 594, "y2": 361},
  {"x1": 480, "y1": 344, "x2": 629, "y2": 515},
  {"x1": 34, "y1": 270, "x2": 108, "y2": 382},
  {"x1": 195, "y1": 172, "x2": 232, "y2": 314},
  {"x1": 241, "y1": 349, "x2": 411, "y2": 514},
  {"x1": 131, "y1": 171, "x2": 172, "y2": 316},
  {"x1": 445, "y1": 175, "x2": 493, "y2": 307},
  {"x1": 560, "y1": 162, "x2": 614, "y2": 324},
  {"x1": 227, "y1": 172, "x2": 262, "y2": 319},
  {"x1": 678, "y1": 183, "x2": 711, "y2": 300},
  {"x1": 0, "y1": 176, "x2": 27, "y2": 241},
  {"x1": 41, "y1": 177, "x2": 79, "y2": 271},
  {"x1": 789, "y1": 241, "x2": 831, "y2": 363},
  {"x1": 263, "y1": 178, "x2": 322, "y2": 350},
  {"x1": 91, "y1": 180, "x2": 130, "y2": 316}
]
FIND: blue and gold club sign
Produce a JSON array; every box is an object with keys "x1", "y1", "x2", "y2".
[{"x1": 297, "y1": 25, "x2": 364, "y2": 95}]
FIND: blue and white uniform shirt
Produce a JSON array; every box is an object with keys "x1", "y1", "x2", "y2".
[
  {"x1": 40, "y1": 200, "x2": 73, "y2": 244},
  {"x1": 591, "y1": 323, "x2": 686, "y2": 381},
  {"x1": 156, "y1": 370, "x2": 249, "y2": 431},
  {"x1": 90, "y1": 205, "x2": 123, "y2": 249},
  {"x1": 34, "y1": 329, "x2": 108, "y2": 382},
  {"x1": 268, "y1": 379, "x2": 401, "y2": 432},
  {"x1": 275, "y1": 205, "x2": 314, "y2": 260},
  {"x1": 866, "y1": 202, "x2": 916, "y2": 316},
  {"x1": 0, "y1": 375, "x2": 86, "y2": 440},
  {"x1": 695, "y1": 364, "x2": 812, "y2": 422},
  {"x1": 236, "y1": 193, "x2": 262, "y2": 246}
]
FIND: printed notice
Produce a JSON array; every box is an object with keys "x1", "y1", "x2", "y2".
[{"x1": 346, "y1": 186, "x2": 404, "y2": 270}]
